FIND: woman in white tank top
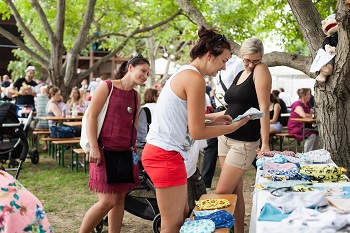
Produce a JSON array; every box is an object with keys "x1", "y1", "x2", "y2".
[{"x1": 142, "y1": 26, "x2": 250, "y2": 233}]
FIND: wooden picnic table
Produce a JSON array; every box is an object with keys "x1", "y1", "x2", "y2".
[
  {"x1": 290, "y1": 117, "x2": 317, "y2": 152},
  {"x1": 38, "y1": 116, "x2": 83, "y2": 121},
  {"x1": 63, "y1": 121, "x2": 82, "y2": 127}
]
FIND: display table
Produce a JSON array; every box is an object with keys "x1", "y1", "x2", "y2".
[
  {"x1": 249, "y1": 161, "x2": 350, "y2": 233},
  {"x1": 191, "y1": 194, "x2": 237, "y2": 233}
]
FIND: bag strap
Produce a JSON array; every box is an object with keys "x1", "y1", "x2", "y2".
[
  {"x1": 129, "y1": 91, "x2": 137, "y2": 150},
  {"x1": 218, "y1": 72, "x2": 227, "y2": 92},
  {"x1": 140, "y1": 106, "x2": 152, "y2": 133}
]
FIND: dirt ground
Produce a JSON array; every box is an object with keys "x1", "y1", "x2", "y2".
[{"x1": 116, "y1": 164, "x2": 257, "y2": 233}]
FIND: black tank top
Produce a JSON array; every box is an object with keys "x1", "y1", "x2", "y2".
[
  {"x1": 224, "y1": 70, "x2": 260, "y2": 141},
  {"x1": 270, "y1": 103, "x2": 282, "y2": 123}
]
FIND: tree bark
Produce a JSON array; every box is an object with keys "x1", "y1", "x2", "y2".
[{"x1": 314, "y1": 1, "x2": 350, "y2": 170}]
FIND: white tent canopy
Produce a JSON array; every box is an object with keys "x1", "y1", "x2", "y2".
[{"x1": 155, "y1": 58, "x2": 180, "y2": 75}]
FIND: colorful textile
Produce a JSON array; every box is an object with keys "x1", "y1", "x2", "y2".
[
  {"x1": 298, "y1": 149, "x2": 331, "y2": 164},
  {"x1": 0, "y1": 170, "x2": 53, "y2": 233},
  {"x1": 194, "y1": 210, "x2": 234, "y2": 229},
  {"x1": 299, "y1": 165, "x2": 348, "y2": 182},
  {"x1": 180, "y1": 219, "x2": 215, "y2": 233}
]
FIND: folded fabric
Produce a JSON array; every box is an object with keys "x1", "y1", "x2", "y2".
[
  {"x1": 180, "y1": 219, "x2": 215, "y2": 233},
  {"x1": 300, "y1": 149, "x2": 331, "y2": 163},
  {"x1": 313, "y1": 186, "x2": 350, "y2": 198},
  {"x1": 232, "y1": 107, "x2": 264, "y2": 122},
  {"x1": 267, "y1": 190, "x2": 329, "y2": 214},
  {"x1": 256, "y1": 154, "x2": 288, "y2": 168},
  {"x1": 258, "y1": 203, "x2": 290, "y2": 221},
  {"x1": 257, "y1": 150, "x2": 296, "y2": 159},
  {"x1": 193, "y1": 209, "x2": 219, "y2": 217},
  {"x1": 194, "y1": 210, "x2": 234, "y2": 229},
  {"x1": 299, "y1": 165, "x2": 347, "y2": 182},
  {"x1": 263, "y1": 161, "x2": 298, "y2": 176}
]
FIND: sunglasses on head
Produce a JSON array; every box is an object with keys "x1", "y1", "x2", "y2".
[{"x1": 209, "y1": 34, "x2": 227, "y2": 46}]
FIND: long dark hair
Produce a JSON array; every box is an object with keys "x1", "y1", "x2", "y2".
[
  {"x1": 190, "y1": 26, "x2": 231, "y2": 61},
  {"x1": 115, "y1": 54, "x2": 150, "y2": 80}
]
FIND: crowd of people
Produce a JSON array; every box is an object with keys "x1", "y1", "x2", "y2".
[{"x1": 0, "y1": 26, "x2": 319, "y2": 233}]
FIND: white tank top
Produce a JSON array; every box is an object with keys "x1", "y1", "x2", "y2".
[{"x1": 146, "y1": 65, "x2": 200, "y2": 160}]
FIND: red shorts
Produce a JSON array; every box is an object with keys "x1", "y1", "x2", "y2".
[{"x1": 142, "y1": 143, "x2": 187, "y2": 188}]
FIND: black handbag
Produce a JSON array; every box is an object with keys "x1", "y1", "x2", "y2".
[
  {"x1": 99, "y1": 91, "x2": 137, "y2": 184},
  {"x1": 103, "y1": 149, "x2": 135, "y2": 184}
]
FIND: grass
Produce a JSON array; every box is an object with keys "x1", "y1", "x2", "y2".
[{"x1": 4, "y1": 148, "x2": 97, "y2": 233}]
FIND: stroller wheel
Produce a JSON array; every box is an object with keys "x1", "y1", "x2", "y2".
[
  {"x1": 152, "y1": 213, "x2": 161, "y2": 233},
  {"x1": 30, "y1": 150, "x2": 39, "y2": 164}
]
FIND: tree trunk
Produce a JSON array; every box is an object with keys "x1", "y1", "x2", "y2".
[{"x1": 314, "y1": 1, "x2": 350, "y2": 171}]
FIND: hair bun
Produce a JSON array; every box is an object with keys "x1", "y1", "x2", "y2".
[{"x1": 198, "y1": 26, "x2": 217, "y2": 39}]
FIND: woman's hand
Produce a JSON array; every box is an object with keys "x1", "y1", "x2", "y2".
[
  {"x1": 88, "y1": 146, "x2": 101, "y2": 165},
  {"x1": 206, "y1": 115, "x2": 233, "y2": 126}
]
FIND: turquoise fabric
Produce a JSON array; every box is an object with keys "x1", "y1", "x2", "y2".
[
  {"x1": 258, "y1": 203, "x2": 290, "y2": 222},
  {"x1": 180, "y1": 219, "x2": 215, "y2": 233}
]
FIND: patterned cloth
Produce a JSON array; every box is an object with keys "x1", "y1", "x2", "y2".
[
  {"x1": 180, "y1": 219, "x2": 215, "y2": 233},
  {"x1": 88, "y1": 81, "x2": 140, "y2": 193},
  {"x1": 0, "y1": 170, "x2": 53, "y2": 233},
  {"x1": 194, "y1": 210, "x2": 234, "y2": 229}
]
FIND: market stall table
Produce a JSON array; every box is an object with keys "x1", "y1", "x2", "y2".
[{"x1": 249, "y1": 160, "x2": 350, "y2": 233}]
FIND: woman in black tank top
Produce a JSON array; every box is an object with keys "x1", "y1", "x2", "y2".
[{"x1": 216, "y1": 37, "x2": 272, "y2": 233}]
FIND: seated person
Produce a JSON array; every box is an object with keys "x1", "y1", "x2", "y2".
[
  {"x1": 288, "y1": 88, "x2": 318, "y2": 152},
  {"x1": 136, "y1": 88, "x2": 158, "y2": 158},
  {"x1": 46, "y1": 86, "x2": 80, "y2": 137},
  {"x1": 0, "y1": 165, "x2": 53, "y2": 232},
  {"x1": 272, "y1": 89, "x2": 289, "y2": 125},
  {"x1": 269, "y1": 93, "x2": 283, "y2": 134},
  {"x1": 66, "y1": 87, "x2": 84, "y2": 112}
]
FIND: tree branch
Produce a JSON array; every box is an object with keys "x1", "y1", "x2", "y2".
[
  {"x1": 70, "y1": 0, "x2": 97, "y2": 56},
  {"x1": 4, "y1": 0, "x2": 50, "y2": 59},
  {"x1": 174, "y1": 0, "x2": 211, "y2": 28},
  {"x1": 31, "y1": 0, "x2": 55, "y2": 44},
  {"x1": 0, "y1": 26, "x2": 49, "y2": 67},
  {"x1": 287, "y1": 0, "x2": 325, "y2": 57}
]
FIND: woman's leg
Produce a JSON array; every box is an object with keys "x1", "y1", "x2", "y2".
[
  {"x1": 156, "y1": 184, "x2": 188, "y2": 233},
  {"x1": 233, "y1": 178, "x2": 245, "y2": 233},
  {"x1": 216, "y1": 165, "x2": 246, "y2": 233},
  {"x1": 79, "y1": 192, "x2": 118, "y2": 233},
  {"x1": 108, "y1": 192, "x2": 127, "y2": 233}
]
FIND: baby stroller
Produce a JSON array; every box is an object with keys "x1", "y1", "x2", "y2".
[
  {"x1": 0, "y1": 102, "x2": 30, "y2": 179},
  {"x1": 93, "y1": 167, "x2": 161, "y2": 233}
]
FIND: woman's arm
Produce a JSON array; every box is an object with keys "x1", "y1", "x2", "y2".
[
  {"x1": 294, "y1": 106, "x2": 311, "y2": 118},
  {"x1": 171, "y1": 70, "x2": 249, "y2": 140},
  {"x1": 270, "y1": 103, "x2": 281, "y2": 124},
  {"x1": 254, "y1": 63, "x2": 272, "y2": 152}
]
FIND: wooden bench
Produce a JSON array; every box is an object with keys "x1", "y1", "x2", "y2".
[
  {"x1": 32, "y1": 130, "x2": 50, "y2": 149},
  {"x1": 274, "y1": 133, "x2": 298, "y2": 152},
  {"x1": 72, "y1": 148, "x2": 87, "y2": 173},
  {"x1": 190, "y1": 194, "x2": 237, "y2": 233},
  {"x1": 40, "y1": 137, "x2": 80, "y2": 159},
  {"x1": 52, "y1": 139, "x2": 81, "y2": 167}
]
